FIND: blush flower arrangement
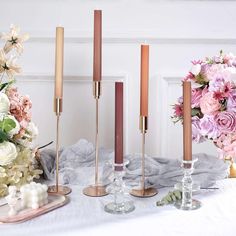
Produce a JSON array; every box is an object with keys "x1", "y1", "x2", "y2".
[
  {"x1": 172, "y1": 51, "x2": 236, "y2": 160},
  {"x1": 0, "y1": 25, "x2": 42, "y2": 197}
]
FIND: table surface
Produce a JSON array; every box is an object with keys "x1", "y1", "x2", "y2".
[{"x1": 1, "y1": 179, "x2": 236, "y2": 236}]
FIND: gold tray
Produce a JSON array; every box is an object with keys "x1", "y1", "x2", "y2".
[{"x1": 0, "y1": 193, "x2": 69, "y2": 224}]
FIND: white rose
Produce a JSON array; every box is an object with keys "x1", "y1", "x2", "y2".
[
  {"x1": 0, "y1": 141, "x2": 17, "y2": 166},
  {"x1": 190, "y1": 64, "x2": 201, "y2": 76},
  {"x1": 0, "y1": 92, "x2": 10, "y2": 114},
  {"x1": 6, "y1": 115, "x2": 20, "y2": 137}
]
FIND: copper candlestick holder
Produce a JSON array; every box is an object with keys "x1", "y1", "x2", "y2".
[
  {"x1": 130, "y1": 116, "x2": 158, "y2": 198},
  {"x1": 48, "y1": 98, "x2": 72, "y2": 195},
  {"x1": 83, "y1": 81, "x2": 108, "y2": 197}
]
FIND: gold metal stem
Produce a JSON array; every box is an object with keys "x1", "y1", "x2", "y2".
[
  {"x1": 141, "y1": 132, "x2": 145, "y2": 193},
  {"x1": 82, "y1": 81, "x2": 108, "y2": 197},
  {"x1": 95, "y1": 98, "x2": 99, "y2": 186},
  {"x1": 56, "y1": 113, "x2": 60, "y2": 193},
  {"x1": 130, "y1": 115, "x2": 158, "y2": 198}
]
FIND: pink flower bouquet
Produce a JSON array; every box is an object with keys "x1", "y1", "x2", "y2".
[{"x1": 172, "y1": 51, "x2": 236, "y2": 159}]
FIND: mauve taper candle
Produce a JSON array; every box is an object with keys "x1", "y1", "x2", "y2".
[
  {"x1": 115, "y1": 82, "x2": 124, "y2": 171},
  {"x1": 140, "y1": 44, "x2": 149, "y2": 117},
  {"x1": 183, "y1": 81, "x2": 192, "y2": 161},
  {"x1": 93, "y1": 10, "x2": 102, "y2": 82}
]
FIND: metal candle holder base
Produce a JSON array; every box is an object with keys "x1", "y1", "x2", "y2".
[
  {"x1": 174, "y1": 159, "x2": 201, "y2": 211},
  {"x1": 130, "y1": 188, "x2": 157, "y2": 198},
  {"x1": 83, "y1": 81, "x2": 108, "y2": 197},
  {"x1": 48, "y1": 98, "x2": 72, "y2": 196},
  {"x1": 48, "y1": 185, "x2": 72, "y2": 195},
  {"x1": 83, "y1": 185, "x2": 107, "y2": 197},
  {"x1": 131, "y1": 116, "x2": 158, "y2": 198},
  {"x1": 104, "y1": 163, "x2": 135, "y2": 214}
]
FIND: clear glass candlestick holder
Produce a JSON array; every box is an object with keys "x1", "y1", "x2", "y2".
[
  {"x1": 174, "y1": 159, "x2": 202, "y2": 211},
  {"x1": 104, "y1": 163, "x2": 135, "y2": 214}
]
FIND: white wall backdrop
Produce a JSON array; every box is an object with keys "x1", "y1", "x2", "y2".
[{"x1": 1, "y1": 0, "x2": 236, "y2": 159}]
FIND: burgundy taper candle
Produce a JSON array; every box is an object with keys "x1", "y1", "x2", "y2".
[
  {"x1": 115, "y1": 82, "x2": 124, "y2": 171},
  {"x1": 93, "y1": 10, "x2": 102, "y2": 82},
  {"x1": 183, "y1": 81, "x2": 192, "y2": 161}
]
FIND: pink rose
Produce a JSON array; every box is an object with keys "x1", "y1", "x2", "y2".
[
  {"x1": 200, "y1": 92, "x2": 221, "y2": 115},
  {"x1": 215, "y1": 111, "x2": 236, "y2": 133}
]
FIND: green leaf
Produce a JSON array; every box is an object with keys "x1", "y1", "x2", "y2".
[
  {"x1": 0, "y1": 80, "x2": 14, "y2": 91},
  {"x1": 0, "y1": 130, "x2": 8, "y2": 143},
  {"x1": 0, "y1": 118, "x2": 16, "y2": 133}
]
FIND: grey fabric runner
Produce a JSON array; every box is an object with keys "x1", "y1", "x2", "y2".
[{"x1": 38, "y1": 139, "x2": 229, "y2": 188}]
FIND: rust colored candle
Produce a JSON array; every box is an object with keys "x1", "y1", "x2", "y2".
[
  {"x1": 115, "y1": 82, "x2": 123, "y2": 171},
  {"x1": 54, "y1": 27, "x2": 64, "y2": 99},
  {"x1": 93, "y1": 10, "x2": 102, "y2": 82},
  {"x1": 140, "y1": 44, "x2": 149, "y2": 117},
  {"x1": 183, "y1": 81, "x2": 192, "y2": 161}
]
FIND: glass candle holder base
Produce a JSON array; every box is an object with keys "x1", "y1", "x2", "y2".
[
  {"x1": 174, "y1": 199, "x2": 202, "y2": 211},
  {"x1": 104, "y1": 201, "x2": 135, "y2": 214},
  {"x1": 47, "y1": 185, "x2": 72, "y2": 195},
  {"x1": 130, "y1": 187, "x2": 158, "y2": 198},
  {"x1": 174, "y1": 182, "x2": 200, "y2": 193},
  {"x1": 83, "y1": 185, "x2": 108, "y2": 197}
]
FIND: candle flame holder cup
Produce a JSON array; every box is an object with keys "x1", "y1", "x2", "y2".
[
  {"x1": 104, "y1": 162, "x2": 135, "y2": 214},
  {"x1": 174, "y1": 159, "x2": 202, "y2": 210},
  {"x1": 130, "y1": 116, "x2": 158, "y2": 198},
  {"x1": 83, "y1": 81, "x2": 108, "y2": 197}
]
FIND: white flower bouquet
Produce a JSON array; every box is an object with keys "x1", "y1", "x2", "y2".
[{"x1": 0, "y1": 25, "x2": 42, "y2": 197}]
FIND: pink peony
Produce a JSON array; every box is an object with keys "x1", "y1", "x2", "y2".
[
  {"x1": 199, "y1": 115, "x2": 220, "y2": 140},
  {"x1": 215, "y1": 111, "x2": 236, "y2": 133},
  {"x1": 191, "y1": 88, "x2": 203, "y2": 108},
  {"x1": 200, "y1": 92, "x2": 221, "y2": 115},
  {"x1": 192, "y1": 117, "x2": 205, "y2": 143},
  {"x1": 227, "y1": 90, "x2": 236, "y2": 112},
  {"x1": 216, "y1": 133, "x2": 236, "y2": 158}
]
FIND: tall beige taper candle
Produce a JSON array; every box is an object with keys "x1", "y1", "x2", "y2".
[{"x1": 54, "y1": 27, "x2": 64, "y2": 99}]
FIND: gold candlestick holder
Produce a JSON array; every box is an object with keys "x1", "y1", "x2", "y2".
[
  {"x1": 83, "y1": 81, "x2": 108, "y2": 197},
  {"x1": 48, "y1": 98, "x2": 72, "y2": 195},
  {"x1": 130, "y1": 116, "x2": 158, "y2": 198}
]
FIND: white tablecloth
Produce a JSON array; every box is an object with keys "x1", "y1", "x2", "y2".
[{"x1": 1, "y1": 179, "x2": 236, "y2": 236}]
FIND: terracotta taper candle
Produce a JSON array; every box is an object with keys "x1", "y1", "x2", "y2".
[
  {"x1": 183, "y1": 81, "x2": 192, "y2": 161},
  {"x1": 140, "y1": 45, "x2": 149, "y2": 117}
]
